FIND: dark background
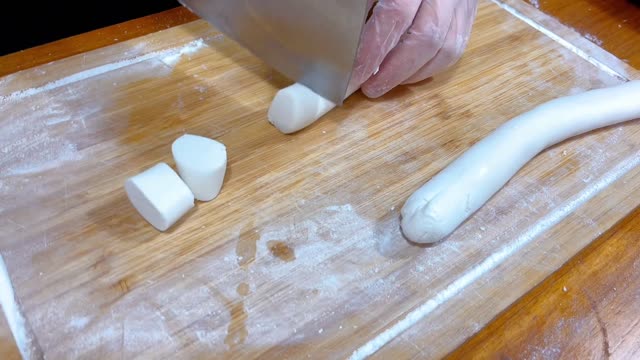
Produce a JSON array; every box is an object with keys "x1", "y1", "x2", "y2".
[
  {"x1": 1, "y1": 1, "x2": 180, "y2": 56},
  {"x1": 3, "y1": 0, "x2": 638, "y2": 57}
]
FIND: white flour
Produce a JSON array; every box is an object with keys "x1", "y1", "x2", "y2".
[
  {"x1": 0, "y1": 38, "x2": 209, "y2": 103},
  {"x1": 160, "y1": 39, "x2": 206, "y2": 66},
  {"x1": 0, "y1": 35, "x2": 213, "y2": 179},
  {"x1": 492, "y1": 0, "x2": 628, "y2": 82},
  {"x1": 584, "y1": 33, "x2": 604, "y2": 46},
  {"x1": 0, "y1": 102, "x2": 84, "y2": 177}
]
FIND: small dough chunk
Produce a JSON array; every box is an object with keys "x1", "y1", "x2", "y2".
[
  {"x1": 172, "y1": 134, "x2": 227, "y2": 201},
  {"x1": 268, "y1": 83, "x2": 336, "y2": 134},
  {"x1": 125, "y1": 163, "x2": 194, "y2": 231}
]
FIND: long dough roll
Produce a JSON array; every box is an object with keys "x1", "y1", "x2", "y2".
[{"x1": 402, "y1": 81, "x2": 640, "y2": 244}]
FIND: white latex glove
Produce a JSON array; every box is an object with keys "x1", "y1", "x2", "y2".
[{"x1": 348, "y1": 0, "x2": 479, "y2": 98}]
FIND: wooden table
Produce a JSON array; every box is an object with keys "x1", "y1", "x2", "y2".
[{"x1": 0, "y1": 1, "x2": 638, "y2": 359}]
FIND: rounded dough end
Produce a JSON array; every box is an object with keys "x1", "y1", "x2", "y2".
[
  {"x1": 401, "y1": 186, "x2": 473, "y2": 244},
  {"x1": 400, "y1": 201, "x2": 453, "y2": 244},
  {"x1": 172, "y1": 134, "x2": 227, "y2": 201}
]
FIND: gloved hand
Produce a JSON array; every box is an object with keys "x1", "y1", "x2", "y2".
[{"x1": 347, "y1": 0, "x2": 479, "y2": 98}]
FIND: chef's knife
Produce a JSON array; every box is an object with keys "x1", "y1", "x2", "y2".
[{"x1": 178, "y1": 0, "x2": 369, "y2": 104}]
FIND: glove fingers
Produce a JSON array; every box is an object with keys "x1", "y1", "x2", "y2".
[
  {"x1": 347, "y1": 0, "x2": 422, "y2": 94},
  {"x1": 361, "y1": 0, "x2": 453, "y2": 98},
  {"x1": 403, "y1": 0, "x2": 478, "y2": 84}
]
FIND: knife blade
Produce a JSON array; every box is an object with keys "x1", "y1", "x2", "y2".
[{"x1": 178, "y1": 0, "x2": 368, "y2": 104}]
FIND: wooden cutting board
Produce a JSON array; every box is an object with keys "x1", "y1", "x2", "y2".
[{"x1": 1, "y1": 0, "x2": 639, "y2": 358}]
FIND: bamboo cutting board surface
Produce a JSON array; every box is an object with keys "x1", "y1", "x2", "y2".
[{"x1": 1, "y1": 1, "x2": 639, "y2": 358}]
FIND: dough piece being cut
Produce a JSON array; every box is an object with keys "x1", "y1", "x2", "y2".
[
  {"x1": 268, "y1": 83, "x2": 337, "y2": 134},
  {"x1": 172, "y1": 134, "x2": 227, "y2": 201},
  {"x1": 401, "y1": 80, "x2": 640, "y2": 244},
  {"x1": 125, "y1": 163, "x2": 195, "y2": 231}
]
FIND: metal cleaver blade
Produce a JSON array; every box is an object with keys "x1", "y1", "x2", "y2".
[{"x1": 178, "y1": 0, "x2": 369, "y2": 104}]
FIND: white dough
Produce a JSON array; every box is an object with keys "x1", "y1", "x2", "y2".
[
  {"x1": 401, "y1": 80, "x2": 640, "y2": 244},
  {"x1": 125, "y1": 163, "x2": 195, "y2": 231},
  {"x1": 268, "y1": 83, "x2": 338, "y2": 134},
  {"x1": 172, "y1": 134, "x2": 227, "y2": 201}
]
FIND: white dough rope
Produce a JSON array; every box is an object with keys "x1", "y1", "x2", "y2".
[{"x1": 402, "y1": 81, "x2": 640, "y2": 243}]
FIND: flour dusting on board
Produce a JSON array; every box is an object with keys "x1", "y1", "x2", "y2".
[
  {"x1": 521, "y1": 317, "x2": 592, "y2": 359},
  {"x1": 543, "y1": 36, "x2": 622, "y2": 87},
  {"x1": 583, "y1": 33, "x2": 603, "y2": 46},
  {"x1": 0, "y1": 101, "x2": 85, "y2": 176},
  {"x1": 0, "y1": 36, "x2": 212, "y2": 178},
  {"x1": 160, "y1": 39, "x2": 206, "y2": 66},
  {"x1": 238, "y1": 204, "x2": 407, "y2": 346},
  {"x1": 494, "y1": 0, "x2": 628, "y2": 81},
  {"x1": 0, "y1": 38, "x2": 208, "y2": 102},
  {"x1": 24, "y1": 203, "x2": 409, "y2": 356}
]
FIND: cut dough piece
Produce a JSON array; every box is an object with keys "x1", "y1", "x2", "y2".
[
  {"x1": 125, "y1": 163, "x2": 195, "y2": 231},
  {"x1": 172, "y1": 134, "x2": 227, "y2": 201},
  {"x1": 401, "y1": 80, "x2": 640, "y2": 244},
  {"x1": 268, "y1": 83, "x2": 338, "y2": 134}
]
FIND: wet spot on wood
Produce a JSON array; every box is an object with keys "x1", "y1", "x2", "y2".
[
  {"x1": 236, "y1": 222, "x2": 259, "y2": 268},
  {"x1": 267, "y1": 240, "x2": 295, "y2": 262},
  {"x1": 206, "y1": 284, "x2": 249, "y2": 352},
  {"x1": 224, "y1": 300, "x2": 248, "y2": 350},
  {"x1": 236, "y1": 282, "x2": 250, "y2": 297},
  {"x1": 116, "y1": 277, "x2": 131, "y2": 294}
]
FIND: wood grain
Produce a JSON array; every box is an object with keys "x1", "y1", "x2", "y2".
[
  {"x1": 494, "y1": 0, "x2": 639, "y2": 81},
  {"x1": 0, "y1": 1, "x2": 639, "y2": 359},
  {"x1": 0, "y1": 314, "x2": 20, "y2": 360},
  {"x1": 447, "y1": 205, "x2": 640, "y2": 359},
  {"x1": 525, "y1": 0, "x2": 640, "y2": 69}
]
